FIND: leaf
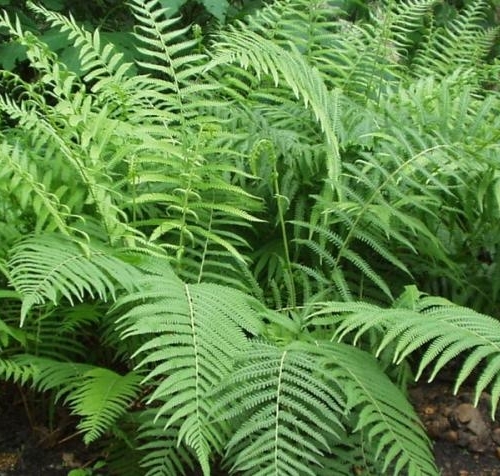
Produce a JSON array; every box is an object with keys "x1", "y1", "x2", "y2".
[
  {"x1": 214, "y1": 341, "x2": 345, "y2": 476},
  {"x1": 202, "y1": 0, "x2": 230, "y2": 22},
  {"x1": 65, "y1": 368, "x2": 142, "y2": 444},
  {"x1": 8, "y1": 235, "x2": 142, "y2": 325},
  {"x1": 313, "y1": 341, "x2": 438, "y2": 476},
  {"x1": 116, "y1": 271, "x2": 264, "y2": 476}
]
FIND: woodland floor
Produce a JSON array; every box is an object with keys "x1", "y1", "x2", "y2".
[{"x1": 0, "y1": 382, "x2": 500, "y2": 475}]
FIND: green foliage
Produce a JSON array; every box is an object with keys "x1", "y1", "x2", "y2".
[
  {"x1": 115, "y1": 268, "x2": 264, "y2": 474},
  {"x1": 0, "y1": 354, "x2": 141, "y2": 443},
  {"x1": 213, "y1": 341, "x2": 345, "y2": 476},
  {"x1": 0, "y1": 0, "x2": 500, "y2": 475}
]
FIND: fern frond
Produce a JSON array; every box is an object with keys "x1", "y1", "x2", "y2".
[
  {"x1": 0, "y1": 141, "x2": 74, "y2": 236},
  {"x1": 138, "y1": 409, "x2": 196, "y2": 476},
  {"x1": 65, "y1": 368, "x2": 142, "y2": 444},
  {"x1": 115, "y1": 272, "x2": 264, "y2": 475},
  {"x1": 311, "y1": 341, "x2": 437, "y2": 475},
  {"x1": 412, "y1": 0, "x2": 498, "y2": 81},
  {"x1": 8, "y1": 234, "x2": 142, "y2": 325},
  {"x1": 330, "y1": 287, "x2": 500, "y2": 418},
  {"x1": 27, "y1": 2, "x2": 135, "y2": 99},
  {"x1": 376, "y1": 0, "x2": 438, "y2": 59},
  {"x1": 214, "y1": 28, "x2": 341, "y2": 187},
  {"x1": 0, "y1": 354, "x2": 140, "y2": 444},
  {"x1": 213, "y1": 341, "x2": 345, "y2": 476}
]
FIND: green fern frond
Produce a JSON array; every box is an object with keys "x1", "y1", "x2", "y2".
[
  {"x1": 309, "y1": 341, "x2": 437, "y2": 476},
  {"x1": 291, "y1": 220, "x2": 394, "y2": 300},
  {"x1": 138, "y1": 409, "x2": 196, "y2": 476},
  {"x1": 0, "y1": 142, "x2": 74, "y2": 236},
  {"x1": 213, "y1": 341, "x2": 345, "y2": 476},
  {"x1": 214, "y1": 28, "x2": 341, "y2": 187},
  {"x1": 376, "y1": 0, "x2": 438, "y2": 59},
  {"x1": 65, "y1": 368, "x2": 142, "y2": 444},
  {"x1": 412, "y1": 0, "x2": 498, "y2": 81},
  {"x1": 0, "y1": 354, "x2": 140, "y2": 444},
  {"x1": 0, "y1": 356, "x2": 39, "y2": 385},
  {"x1": 129, "y1": 0, "x2": 209, "y2": 121},
  {"x1": 330, "y1": 287, "x2": 500, "y2": 418},
  {"x1": 116, "y1": 273, "x2": 264, "y2": 475},
  {"x1": 8, "y1": 234, "x2": 142, "y2": 325},
  {"x1": 27, "y1": 2, "x2": 135, "y2": 97}
]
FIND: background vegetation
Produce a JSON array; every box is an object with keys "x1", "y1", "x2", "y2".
[{"x1": 0, "y1": 0, "x2": 500, "y2": 475}]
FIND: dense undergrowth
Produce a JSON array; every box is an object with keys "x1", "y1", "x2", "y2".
[{"x1": 1, "y1": 0, "x2": 500, "y2": 474}]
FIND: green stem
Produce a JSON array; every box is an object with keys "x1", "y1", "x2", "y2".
[{"x1": 272, "y1": 161, "x2": 296, "y2": 309}]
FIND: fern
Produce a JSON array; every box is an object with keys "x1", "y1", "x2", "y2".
[
  {"x1": 0, "y1": 354, "x2": 140, "y2": 443},
  {"x1": 412, "y1": 0, "x2": 498, "y2": 83},
  {"x1": 1, "y1": 1, "x2": 500, "y2": 475},
  {"x1": 313, "y1": 341, "x2": 437, "y2": 475},
  {"x1": 213, "y1": 25, "x2": 341, "y2": 186},
  {"x1": 137, "y1": 409, "x2": 197, "y2": 476},
  {"x1": 213, "y1": 341, "x2": 345, "y2": 476},
  {"x1": 330, "y1": 286, "x2": 500, "y2": 418},
  {"x1": 65, "y1": 367, "x2": 142, "y2": 444},
  {"x1": 114, "y1": 268, "x2": 265, "y2": 475},
  {"x1": 8, "y1": 234, "x2": 142, "y2": 324}
]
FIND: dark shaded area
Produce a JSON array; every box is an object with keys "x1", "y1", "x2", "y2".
[{"x1": 0, "y1": 383, "x2": 99, "y2": 475}]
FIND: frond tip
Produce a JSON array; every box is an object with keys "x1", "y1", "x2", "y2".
[{"x1": 332, "y1": 287, "x2": 500, "y2": 418}]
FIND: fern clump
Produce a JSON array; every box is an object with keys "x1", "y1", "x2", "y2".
[{"x1": 0, "y1": 0, "x2": 499, "y2": 475}]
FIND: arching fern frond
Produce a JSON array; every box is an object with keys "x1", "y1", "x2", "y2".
[
  {"x1": 0, "y1": 354, "x2": 140, "y2": 444},
  {"x1": 64, "y1": 367, "x2": 142, "y2": 444},
  {"x1": 329, "y1": 286, "x2": 500, "y2": 418},
  {"x1": 27, "y1": 2, "x2": 136, "y2": 105},
  {"x1": 8, "y1": 234, "x2": 143, "y2": 325},
  {"x1": 311, "y1": 341, "x2": 437, "y2": 476}
]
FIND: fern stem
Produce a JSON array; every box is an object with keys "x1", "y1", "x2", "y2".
[
  {"x1": 184, "y1": 283, "x2": 202, "y2": 439},
  {"x1": 197, "y1": 205, "x2": 214, "y2": 284},
  {"x1": 274, "y1": 350, "x2": 287, "y2": 476},
  {"x1": 272, "y1": 161, "x2": 296, "y2": 309}
]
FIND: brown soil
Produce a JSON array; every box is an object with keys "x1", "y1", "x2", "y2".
[
  {"x1": 1, "y1": 382, "x2": 500, "y2": 475},
  {"x1": 411, "y1": 383, "x2": 500, "y2": 476}
]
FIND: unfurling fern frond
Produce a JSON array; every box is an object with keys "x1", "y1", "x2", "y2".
[
  {"x1": 213, "y1": 341, "x2": 345, "y2": 476},
  {"x1": 213, "y1": 28, "x2": 341, "y2": 186},
  {"x1": 115, "y1": 270, "x2": 264, "y2": 476},
  {"x1": 8, "y1": 234, "x2": 142, "y2": 325}
]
